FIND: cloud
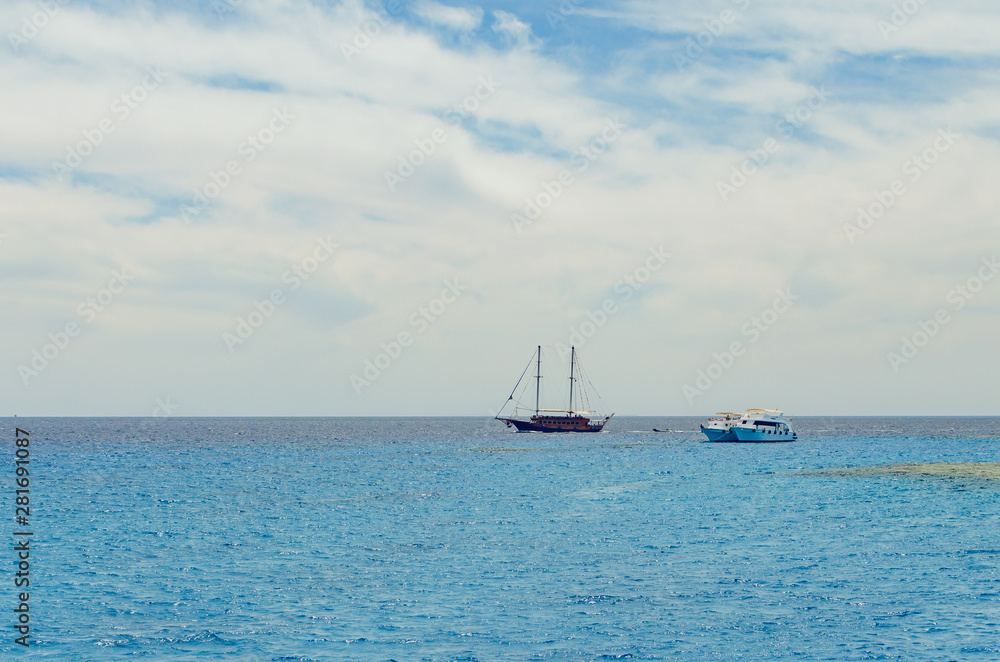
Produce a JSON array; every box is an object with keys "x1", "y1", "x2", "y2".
[
  {"x1": 411, "y1": 0, "x2": 483, "y2": 32},
  {"x1": 491, "y1": 9, "x2": 532, "y2": 46},
  {"x1": 2, "y1": 0, "x2": 1000, "y2": 415}
]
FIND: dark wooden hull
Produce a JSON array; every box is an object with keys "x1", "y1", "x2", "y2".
[{"x1": 498, "y1": 415, "x2": 610, "y2": 433}]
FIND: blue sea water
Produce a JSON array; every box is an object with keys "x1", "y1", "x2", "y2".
[{"x1": 3, "y1": 416, "x2": 1000, "y2": 661}]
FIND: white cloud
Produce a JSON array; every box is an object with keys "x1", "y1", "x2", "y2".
[
  {"x1": 491, "y1": 9, "x2": 532, "y2": 46},
  {"x1": 2, "y1": 1, "x2": 1000, "y2": 415},
  {"x1": 412, "y1": 0, "x2": 483, "y2": 32},
  {"x1": 601, "y1": 0, "x2": 1000, "y2": 57}
]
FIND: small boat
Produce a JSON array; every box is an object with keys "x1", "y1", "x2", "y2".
[
  {"x1": 702, "y1": 409, "x2": 796, "y2": 442},
  {"x1": 699, "y1": 412, "x2": 745, "y2": 442},
  {"x1": 496, "y1": 345, "x2": 613, "y2": 433}
]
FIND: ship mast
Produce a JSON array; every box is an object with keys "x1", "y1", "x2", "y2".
[
  {"x1": 568, "y1": 345, "x2": 576, "y2": 415},
  {"x1": 534, "y1": 345, "x2": 541, "y2": 416}
]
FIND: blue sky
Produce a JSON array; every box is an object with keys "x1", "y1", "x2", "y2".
[{"x1": 2, "y1": 0, "x2": 1000, "y2": 415}]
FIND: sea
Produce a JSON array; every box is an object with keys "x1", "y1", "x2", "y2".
[{"x1": 3, "y1": 416, "x2": 999, "y2": 661}]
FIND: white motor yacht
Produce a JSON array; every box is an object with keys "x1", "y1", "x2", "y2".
[
  {"x1": 702, "y1": 409, "x2": 797, "y2": 442},
  {"x1": 730, "y1": 409, "x2": 796, "y2": 442}
]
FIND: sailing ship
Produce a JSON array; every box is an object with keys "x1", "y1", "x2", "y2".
[{"x1": 495, "y1": 345, "x2": 613, "y2": 432}]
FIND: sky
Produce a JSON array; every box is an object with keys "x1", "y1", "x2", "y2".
[{"x1": 2, "y1": 0, "x2": 999, "y2": 416}]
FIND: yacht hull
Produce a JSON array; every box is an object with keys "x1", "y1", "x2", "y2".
[
  {"x1": 499, "y1": 416, "x2": 609, "y2": 433},
  {"x1": 730, "y1": 426, "x2": 797, "y2": 442},
  {"x1": 701, "y1": 426, "x2": 737, "y2": 442}
]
